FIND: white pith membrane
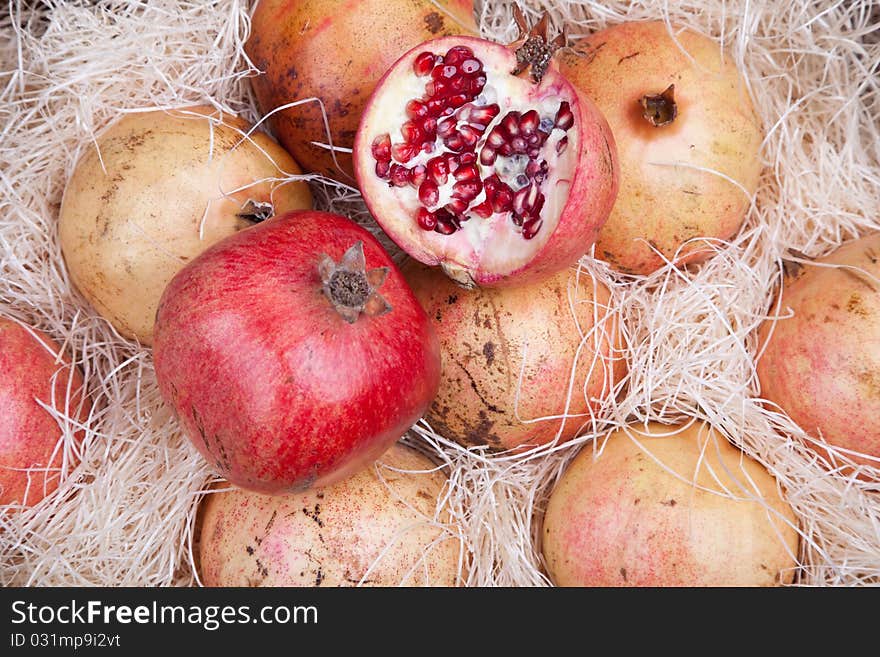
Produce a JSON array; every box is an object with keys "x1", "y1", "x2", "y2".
[
  {"x1": 361, "y1": 40, "x2": 577, "y2": 282},
  {"x1": 1, "y1": 0, "x2": 878, "y2": 587}
]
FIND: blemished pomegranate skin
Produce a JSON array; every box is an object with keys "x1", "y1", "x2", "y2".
[
  {"x1": 559, "y1": 21, "x2": 763, "y2": 275},
  {"x1": 246, "y1": 0, "x2": 478, "y2": 181},
  {"x1": 757, "y1": 232, "x2": 880, "y2": 472},
  {"x1": 0, "y1": 319, "x2": 90, "y2": 508},
  {"x1": 354, "y1": 34, "x2": 619, "y2": 288},
  {"x1": 153, "y1": 211, "x2": 441, "y2": 494}
]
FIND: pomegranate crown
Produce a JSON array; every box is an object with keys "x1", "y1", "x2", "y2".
[
  {"x1": 509, "y1": 7, "x2": 567, "y2": 84},
  {"x1": 319, "y1": 242, "x2": 391, "y2": 323}
]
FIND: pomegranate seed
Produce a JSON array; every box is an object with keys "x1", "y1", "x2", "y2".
[
  {"x1": 460, "y1": 152, "x2": 476, "y2": 165},
  {"x1": 454, "y1": 164, "x2": 479, "y2": 182},
  {"x1": 426, "y1": 157, "x2": 448, "y2": 185},
  {"x1": 556, "y1": 136, "x2": 569, "y2": 154},
  {"x1": 483, "y1": 174, "x2": 501, "y2": 196},
  {"x1": 513, "y1": 187, "x2": 528, "y2": 215},
  {"x1": 401, "y1": 121, "x2": 423, "y2": 144},
  {"x1": 470, "y1": 75, "x2": 487, "y2": 94},
  {"x1": 486, "y1": 127, "x2": 506, "y2": 149},
  {"x1": 555, "y1": 102, "x2": 574, "y2": 131},
  {"x1": 447, "y1": 94, "x2": 470, "y2": 109},
  {"x1": 390, "y1": 164, "x2": 410, "y2": 187},
  {"x1": 444, "y1": 46, "x2": 473, "y2": 66},
  {"x1": 526, "y1": 182, "x2": 539, "y2": 209},
  {"x1": 449, "y1": 75, "x2": 469, "y2": 93},
  {"x1": 443, "y1": 133, "x2": 465, "y2": 152},
  {"x1": 452, "y1": 180, "x2": 482, "y2": 201},
  {"x1": 422, "y1": 117, "x2": 437, "y2": 138},
  {"x1": 511, "y1": 136, "x2": 527, "y2": 153},
  {"x1": 526, "y1": 146, "x2": 541, "y2": 158},
  {"x1": 469, "y1": 103, "x2": 500, "y2": 126},
  {"x1": 375, "y1": 160, "x2": 391, "y2": 178},
  {"x1": 479, "y1": 146, "x2": 497, "y2": 166},
  {"x1": 413, "y1": 52, "x2": 436, "y2": 77},
  {"x1": 511, "y1": 214, "x2": 524, "y2": 226},
  {"x1": 426, "y1": 98, "x2": 447, "y2": 116},
  {"x1": 410, "y1": 164, "x2": 427, "y2": 187},
  {"x1": 445, "y1": 199, "x2": 468, "y2": 215},
  {"x1": 371, "y1": 133, "x2": 391, "y2": 161},
  {"x1": 445, "y1": 153, "x2": 461, "y2": 174},
  {"x1": 426, "y1": 79, "x2": 448, "y2": 97},
  {"x1": 520, "y1": 110, "x2": 539, "y2": 135},
  {"x1": 437, "y1": 117, "x2": 457, "y2": 137},
  {"x1": 434, "y1": 209, "x2": 458, "y2": 234},
  {"x1": 493, "y1": 188, "x2": 513, "y2": 213},
  {"x1": 392, "y1": 143, "x2": 416, "y2": 163},
  {"x1": 532, "y1": 193, "x2": 546, "y2": 216},
  {"x1": 498, "y1": 142, "x2": 514, "y2": 157},
  {"x1": 421, "y1": 141, "x2": 435, "y2": 154},
  {"x1": 501, "y1": 111, "x2": 521, "y2": 137},
  {"x1": 417, "y1": 208, "x2": 437, "y2": 230},
  {"x1": 406, "y1": 100, "x2": 428, "y2": 120},
  {"x1": 526, "y1": 160, "x2": 541, "y2": 177},
  {"x1": 459, "y1": 124, "x2": 482, "y2": 148},
  {"x1": 471, "y1": 200, "x2": 494, "y2": 218},
  {"x1": 419, "y1": 181, "x2": 439, "y2": 207},
  {"x1": 522, "y1": 218, "x2": 543, "y2": 240},
  {"x1": 539, "y1": 117, "x2": 555, "y2": 132},
  {"x1": 460, "y1": 58, "x2": 482, "y2": 75}
]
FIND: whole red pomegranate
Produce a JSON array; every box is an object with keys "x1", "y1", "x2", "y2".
[
  {"x1": 0, "y1": 318, "x2": 90, "y2": 508},
  {"x1": 757, "y1": 233, "x2": 880, "y2": 474},
  {"x1": 559, "y1": 21, "x2": 763, "y2": 275},
  {"x1": 153, "y1": 210, "x2": 441, "y2": 493},
  {"x1": 246, "y1": 0, "x2": 477, "y2": 181},
  {"x1": 354, "y1": 24, "x2": 619, "y2": 288},
  {"x1": 403, "y1": 261, "x2": 625, "y2": 451}
]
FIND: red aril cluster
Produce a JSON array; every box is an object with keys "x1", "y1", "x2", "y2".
[{"x1": 355, "y1": 35, "x2": 619, "y2": 288}]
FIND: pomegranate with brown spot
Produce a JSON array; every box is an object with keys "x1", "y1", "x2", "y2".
[
  {"x1": 403, "y1": 261, "x2": 625, "y2": 451},
  {"x1": 198, "y1": 442, "x2": 462, "y2": 586},
  {"x1": 355, "y1": 22, "x2": 619, "y2": 288},
  {"x1": 246, "y1": 0, "x2": 477, "y2": 181},
  {"x1": 559, "y1": 21, "x2": 763, "y2": 275},
  {"x1": 757, "y1": 233, "x2": 880, "y2": 474},
  {"x1": 153, "y1": 211, "x2": 441, "y2": 493},
  {"x1": 542, "y1": 422, "x2": 799, "y2": 586}
]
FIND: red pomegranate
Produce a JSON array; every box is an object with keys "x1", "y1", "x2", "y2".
[
  {"x1": 559, "y1": 21, "x2": 763, "y2": 275},
  {"x1": 0, "y1": 318, "x2": 90, "y2": 508},
  {"x1": 153, "y1": 210, "x2": 441, "y2": 493},
  {"x1": 354, "y1": 16, "x2": 619, "y2": 288},
  {"x1": 246, "y1": 0, "x2": 477, "y2": 181}
]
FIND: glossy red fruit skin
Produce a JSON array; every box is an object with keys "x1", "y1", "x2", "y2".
[{"x1": 153, "y1": 211, "x2": 441, "y2": 494}]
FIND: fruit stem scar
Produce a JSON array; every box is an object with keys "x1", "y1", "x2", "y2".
[
  {"x1": 236, "y1": 198, "x2": 275, "y2": 223},
  {"x1": 318, "y1": 241, "x2": 392, "y2": 323},
  {"x1": 640, "y1": 84, "x2": 678, "y2": 127}
]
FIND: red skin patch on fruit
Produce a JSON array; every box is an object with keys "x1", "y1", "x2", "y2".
[
  {"x1": 154, "y1": 211, "x2": 441, "y2": 494},
  {"x1": 0, "y1": 320, "x2": 89, "y2": 507}
]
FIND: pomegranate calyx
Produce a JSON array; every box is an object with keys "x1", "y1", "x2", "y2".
[
  {"x1": 236, "y1": 199, "x2": 275, "y2": 223},
  {"x1": 318, "y1": 241, "x2": 392, "y2": 323},
  {"x1": 510, "y1": 6, "x2": 567, "y2": 84},
  {"x1": 639, "y1": 84, "x2": 678, "y2": 127}
]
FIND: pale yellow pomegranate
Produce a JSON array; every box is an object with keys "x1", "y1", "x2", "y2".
[
  {"x1": 59, "y1": 106, "x2": 312, "y2": 345},
  {"x1": 559, "y1": 21, "x2": 763, "y2": 275}
]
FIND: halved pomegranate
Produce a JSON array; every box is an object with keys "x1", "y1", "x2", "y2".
[{"x1": 354, "y1": 22, "x2": 619, "y2": 288}]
